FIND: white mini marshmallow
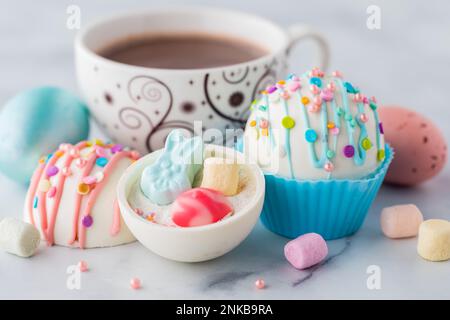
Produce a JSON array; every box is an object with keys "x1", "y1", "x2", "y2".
[{"x1": 0, "y1": 217, "x2": 40, "y2": 257}]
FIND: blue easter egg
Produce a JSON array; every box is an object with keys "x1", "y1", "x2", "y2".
[{"x1": 0, "y1": 87, "x2": 90, "y2": 184}]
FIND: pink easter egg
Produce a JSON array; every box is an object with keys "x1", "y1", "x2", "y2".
[
  {"x1": 171, "y1": 188, "x2": 233, "y2": 227},
  {"x1": 379, "y1": 106, "x2": 447, "y2": 186}
]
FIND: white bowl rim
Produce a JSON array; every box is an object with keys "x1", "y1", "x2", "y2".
[{"x1": 117, "y1": 144, "x2": 265, "y2": 234}]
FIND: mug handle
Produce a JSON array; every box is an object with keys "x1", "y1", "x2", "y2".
[{"x1": 286, "y1": 24, "x2": 330, "y2": 71}]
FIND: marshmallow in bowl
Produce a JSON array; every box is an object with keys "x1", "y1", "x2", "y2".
[{"x1": 244, "y1": 68, "x2": 386, "y2": 180}]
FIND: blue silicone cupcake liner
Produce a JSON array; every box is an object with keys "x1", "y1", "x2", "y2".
[{"x1": 260, "y1": 145, "x2": 393, "y2": 240}]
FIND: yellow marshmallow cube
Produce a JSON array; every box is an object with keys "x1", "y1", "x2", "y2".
[
  {"x1": 417, "y1": 219, "x2": 450, "y2": 262},
  {"x1": 200, "y1": 157, "x2": 240, "y2": 196}
]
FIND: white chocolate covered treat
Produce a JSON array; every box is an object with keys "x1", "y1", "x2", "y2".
[
  {"x1": 24, "y1": 140, "x2": 139, "y2": 249},
  {"x1": 244, "y1": 68, "x2": 386, "y2": 180}
]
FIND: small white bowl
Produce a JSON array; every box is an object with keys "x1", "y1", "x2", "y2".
[{"x1": 117, "y1": 144, "x2": 265, "y2": 262}]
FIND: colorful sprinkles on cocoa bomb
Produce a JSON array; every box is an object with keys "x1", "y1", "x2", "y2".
[
  {"x1": 26, "y1": 139, "x2": 139, "y2": 249},
  {"x1": 245, "y1": 67, "x2": 387, "y2": 179}
]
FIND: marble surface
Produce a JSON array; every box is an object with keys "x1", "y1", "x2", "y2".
[{"x1": 1, "y1": 0, "x2": 450, "y2": 299}]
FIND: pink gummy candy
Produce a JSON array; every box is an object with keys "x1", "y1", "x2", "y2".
[
  {"x1": 284, "y1": 233, "x2": 328, "y2": 269},
  {"x1": 171, "y1": 188, "x2": 233, "y2": 227}
]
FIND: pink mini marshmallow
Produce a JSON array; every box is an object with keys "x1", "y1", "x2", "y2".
[
  {"x1": 284, "y1": 233, "x2": 328, "y2": 270},
  {"x1": 380, "y1": 204, "x2": 423, "y2": 239}
]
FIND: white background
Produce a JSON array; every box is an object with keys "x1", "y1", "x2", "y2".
[{"x1": 0, "y1": 0, "x2": 449, "y2": 299}]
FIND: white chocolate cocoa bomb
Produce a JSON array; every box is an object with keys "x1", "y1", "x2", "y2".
[
  {"x1": 24, "y1": 140, "x2": 139, "y2": 249},
  {"x1": 128, "y1": 158, "x2": 256, "y2": 227},
  {"x1": 244, "y1": 69, "x2": 386, "y2": 180}
]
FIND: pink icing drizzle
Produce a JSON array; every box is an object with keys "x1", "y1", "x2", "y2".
[
  {"x1": 111, "y1": 199, "x2": 121, "y2": 236},
  {"x1": 26, "y1": 162, "x2": 46, "y2": 227},
  {"x1": 37, "y1": 155, "x2": 61, "y2": 241},
  {"x1": 78, "y1": 151, "x2": 131, "y2": 249},
  {"x1": 68, "y1": 151, "x2": 97, "y2": 245}
]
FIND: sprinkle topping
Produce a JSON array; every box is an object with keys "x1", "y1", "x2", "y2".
[
  {"x1": 96, "y1": 157, "x2": 108, "y2": 167},
  {"x1": 301, "y1": 96, "x2": 310, "y2": 105},
  {"x1": 282, "y1": 116, "x2": 295, "y2": 129},
  {"x1": 38, "y1": 179, "x2": 51, "y2": 192},
  {"x1": 305, "y1": 129, "x2": 318, "y2": 143},
  {"x1": 310, "y1": 77, "x2": 322, "y2": 88},
  {"x1": 82, "y1": 215, "x2": 93, "y2": 228},
  {"x1": 46, "y1": 166, "x2": 59, "y2": 177},
  {"x1": 343, "y1": 145, "x2": 355, "y2": 158},
  {"x1": 361, "y1": 138, "x2": 373, "y2": 150},
  {"x1": 77, "y1": 183, "x2": 90, "y2": 195}
]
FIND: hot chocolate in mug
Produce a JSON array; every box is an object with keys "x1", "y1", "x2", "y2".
[{"x1": 76, "y1": 7, "x2": 329, "y2": 154}]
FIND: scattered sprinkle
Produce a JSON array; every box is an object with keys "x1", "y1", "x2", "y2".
[
  {"x1": 77, "y1": 183, "x2": 91, "y2": 195},
  {"x1": 82, "y1": 176, "x2": 97, "y2": 185},
  {"x1": 82, "y1": 215, "x2": 93, "y2": 228},
  {"x1": 377, "y1": 149, "x2": 386, "y2": 161},
  {"x1": 96, "y1": 157, "x2": 108, "y2": 167},
  {"x1": 78, "y1": 260, "x2": 88, "y2": 272},
  {"x1": 54, "y1": 150, "x2": 64, "y2": 158},
  {"x1": 95, "y1": 146, "x2": 108, "y2": 158},
  {"x1": 282, "y1": 116, "x2": 295, "y2": 129},
  {"x1": 324, "y1": 162, "x2": 334, "y2": 172},
  {"x1": 310, "y1": 77, "x2": 322, "y2": 88},
  {"x1": 255, "y1": 279, "x2": 265, "y2": 290},
  {"x1": 47, "y1": 186, "x2": 57, "y2": 198},
  {"x1": 361, "y1": 138, "x2": 373, "y2": 150},
  {"x1": 343, "y1": 145, "x2": 355, "y2": 158},
  {"x1": 111, "y1": 144, "x2": 123, "y2": 154},
  {"x1": 259, "y1": 119, "x2": 269, "y2": 129},
  {"x1": 130, "y1": 278, "x2": 141, "y2": 290},
  {"x1": 305, "y1": 129, "x2": 318, "y2": 143},
  {"x1": 267, "y1": 86, "x2": 277, "y2": 94},
  {"x1": 261, "y1": 128, "x2": 269, "y2": 136},
  {"x1": 326, "y1": 150, "x2": 336, "y2": 159},
  {"x1": 46, "y1": 166, "x2": 59, "y2": 177},
  {"x1": 301, "y1": 96, "x2": 310, "y2": 105}
]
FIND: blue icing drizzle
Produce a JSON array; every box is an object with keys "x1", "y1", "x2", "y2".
[
  {"x1": 279, "y1": 89, "x2": 295, "y2": 179},
  {"x1": 140, "y1": 130, "x2": 204, "y2": 205},
  {"x1": 263, "y1": 94, "x2": 276, "y2": 148},
  {"x1": 336, "y1": 79, "x2": 366, "y2": 166},
  {"x1": 296, "y1": 91, "x2": 327, "y2": 168}
]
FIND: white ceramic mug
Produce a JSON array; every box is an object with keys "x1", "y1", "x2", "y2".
[{"x1": 76, "y1": 7, "x2": 329, "y2": 154}]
